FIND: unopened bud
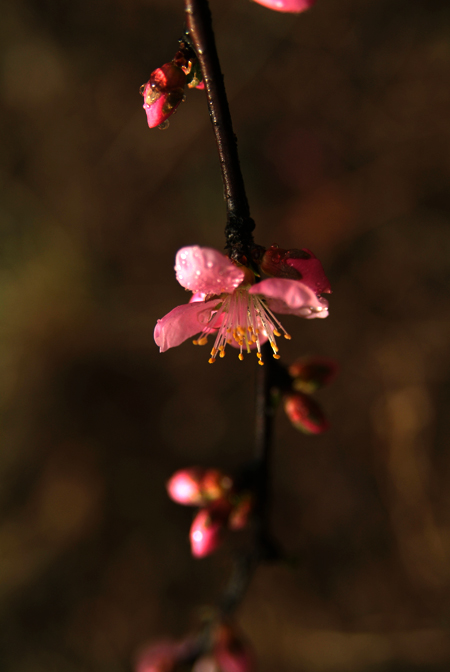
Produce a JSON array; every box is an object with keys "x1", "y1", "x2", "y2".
[
  {"x1": 167, "y1": 468, "x2": 233, "y2": 506},
  {"x1": 228, "y1": 494, "x2": 253, "y2": 531},
  {"x1": 190, "y1": 501, "x2": 231, "y2": 558},
  {"x1": 260, "y1": 245, "x2": 331, "y2": 295},
  {"x1": 288, "y1": 357, "x2": 337, "y2": 394},
  {"x1": 135, "y1": 641, "x2": 178, "y2": 672},
  {"x1": 252, "y1": 0, "x2": 316, "y2": 12},
  {"x1": 213, "y1": 624, "x2": 256, "y2": 672},
  {"x1": 141, "y1": 63, "x2": 186, "y2": 129},
  {"x1": 284, "y1": 392, "x2": 329, "y2": 434}
]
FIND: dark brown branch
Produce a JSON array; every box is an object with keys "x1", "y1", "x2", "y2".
[{"x1": 184, "y1": 0, "x2": 255, "y2": 262}]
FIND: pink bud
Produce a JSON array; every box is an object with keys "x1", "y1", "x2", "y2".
[
  {"x1": 288, "y1": 357, "x2": 338, "y2": 394},
  {"x1": 284, "y1": 392, "x2": 329, "y2": 434},
  {"x1": 135, "y1": 641, "x2": 178, "y2": 672},
  {"x1": 167, "y1": 468, "x2": 233, "y2": 506},
  {"x1": 228, "y1": 494, "x2": 253, "y2": 531},
  {"x1": 141, "y1": 63, "x2": 186, "y2": 129},
  {"x1": 167, "y1": 468, "x2": 205, "y2": 506},
  {"x1": 213, "y1": 624, "x2": 256, "y2": 672},
  {"x1": 252, "y1": 0, "x2": 316, "y2": 13},
  {"x1": 190, "y1": 502, "x2": 231, "y2": 558},
  {"x1": 260, "y1": 245, "x2": 331, "y2": 294}
]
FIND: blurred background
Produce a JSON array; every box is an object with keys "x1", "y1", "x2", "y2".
[{"x1": 1, "y1": 0, "x2": 450, "y2": 670}]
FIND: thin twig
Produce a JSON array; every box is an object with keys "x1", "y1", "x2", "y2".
[
  {"x1": 185, "y1": 0, "x2": 278, "y2": 619},
  {"x1": 184, "y1": 0, "x2": 255, "y2": 261}
]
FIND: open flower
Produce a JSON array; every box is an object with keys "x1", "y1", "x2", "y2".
[{"x1": 154, "y1": 246, "x2": 329, "y2": 365}]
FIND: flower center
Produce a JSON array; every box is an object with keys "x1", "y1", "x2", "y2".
[{"x1": 193, "y1": 288, "x2": 291, "y2": 365}]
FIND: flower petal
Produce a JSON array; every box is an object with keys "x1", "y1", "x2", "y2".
[
  {"x1": 175, "y1": 246, "x2": 245, "y2": 294},
  {"x1": 250, "y1": 278, "x2": 328, "y2": 319},
  {"x1": 285, "y1": 250, "x2": 331, "y2": 294},
  {"x1": 154, "y1": 299, "x2": 220, "y2": 352}
]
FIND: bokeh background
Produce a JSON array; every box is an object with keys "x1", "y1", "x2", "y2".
[{"x1": 1, "y1": 0, "x2": 450, "y2": 670}]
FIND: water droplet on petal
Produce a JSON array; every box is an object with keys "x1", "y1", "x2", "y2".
[
  {"x1": 195, "y1": 270, "x2": 201, "y2": 276},
  {"x1": 206, "y1": 261, "x2": 213, "y2": 268}
]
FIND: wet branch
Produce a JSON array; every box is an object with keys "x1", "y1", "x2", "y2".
[
  {"x1": 184, "y1": 0, "x2": 255, "y2": 262},
  {"x1": 185, "y1": 0, "x2": 278, "y2": 618}
]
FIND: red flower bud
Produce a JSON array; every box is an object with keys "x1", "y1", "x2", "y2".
[
  {"x1": 141, "y1": 63, "x2": 186, "y2": 129},
  {"x1": 252, "y1": 0, "x2": 316, "y2": 12},
  {"x1": 260, "y1": 245, "x2": 331, "y2": 294},
  {"x1": 135, "y1": 641, "x2": 179, "y2": 672},
  {"x1": 213, "y1": 624, "x2": 256, "y2": 672},
  {"x1": 190, "y1": 501, "x2": 231, "y2": 558},
  {"x1": 228, "y1": 494, "x2": 253, "y2": 531},
  {"x1": 288, "y1": 356, "x2": 338, "y2": 394},
  {"x1": 167, "y1": 468, "x2": 233, "y2": 506},
  {"x1": 284, "y1": 392, "x2": 329, "y2": 434}
]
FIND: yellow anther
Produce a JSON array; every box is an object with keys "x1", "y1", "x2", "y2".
[
  {"x1": 271, "y1": 344, "x2": 279, "y2": 353},
  {"x1": 284, "y1": 333, "x2": 292, "y2": 340},
  {"x1": 238, "y1": 353, "x2": 244, "y2": 361},
  {"x1": 273, "y1": 354, "x2": 281, "y2": 359},
  {"x1": 208, "y1": 357, "x2": 216, "y2": 364},
  {"x1": 192, "y1": 339, "x2": 198, "y2": 345},
  {"x1": 198, "y1": 337, "x2": 208, "y2": 346},
  {"x1": 258, "y1": 360, "x2": 264, "y2": 366},
  {"x1": 227, "y1": 339, "x2": 233, "y2": 345},
  {"x1": 273, "y1": 329, "x2": 281, "y2": 337},
  {"x1": 220, "y1": 350, "x2": 225, "y2": 358},
  {"x1": 256, "y1": 352, "x2": 262, "y2": 359},
  {"x1": 252, "y1": 336, "x2": 257, "y2": 343}
]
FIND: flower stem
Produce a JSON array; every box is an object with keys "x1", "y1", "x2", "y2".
[{"x1": 184, "y1": 0, "x2": 255, "y2": 262}]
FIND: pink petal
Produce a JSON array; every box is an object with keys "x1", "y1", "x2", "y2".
[
  {"x1": 252, "y1": 0, "x2": 316, "y2": 12},
  {"x1": 250, "y1": 278, "x2": 328, "y2": 319},
  {"x1": 154, "y1": 299, "x2": 220, "y2": 352},
  {"x1": 175, "y1": 246, "x2": 244, "y2": 294},
  {"x1": 285, "y1": 250, "x2": 331, "y2": 294}
]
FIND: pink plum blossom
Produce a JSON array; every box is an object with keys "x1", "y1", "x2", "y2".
[
  {"x1": 252, "y1": 0, "x2": 316, "y2": 12},
  {"x1": 154, "y1": 246, "x2": 329, "y2": 365}
]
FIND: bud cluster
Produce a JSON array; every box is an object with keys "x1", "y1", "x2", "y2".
[
  {"x1": 135, "y1": 622, "x2": 255, "y2": 672},
  {"x1": 167, "y1": 468, "x2": 253, "y2": 558},
  {"x1": 283, "y1": 356, "x2": 337, "y2": 434},
  {"x1": 141, "y1": 41, "x2": 204, "y2": 129}
]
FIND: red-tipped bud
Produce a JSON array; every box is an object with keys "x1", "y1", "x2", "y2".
[
  {"x1": 252, "y1": 0, "x2": 316, "y2": 12},
  {"x1": 213, "y1": 624, "x2": 256, "y2": 672},
  {"x1": 167, "y1": 468, "x2": 233, "y2": 506},
  {"x1": 190, "y1": 501, "x2": 231, "y2": 558},
  {"x1": 284, "y1": 392, "x2": 329, "y2": 434},
  {"x1": 260, "y1": 245, "x2": 331, "y2": 295},
  {"x1": 141, "y1": 63, "x2": 186, "y2": 129},
  {"x1": 288, "y1": 357, "x2": 338, "y2": 394},
  {"x1": 228, "y1": 494, "x2": 253, "y2": 531},
  {"x1": 135, "y1": 641, "x2": 179, "y2": 672}
]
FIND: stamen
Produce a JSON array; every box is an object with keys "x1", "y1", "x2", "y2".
[{"x1": 193, "y1": 287, "x2": 291, "y2": 364}]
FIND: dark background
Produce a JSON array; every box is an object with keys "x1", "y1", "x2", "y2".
[{"x1": 1, "y1": 0, "x2": 450, "y2": 670}]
